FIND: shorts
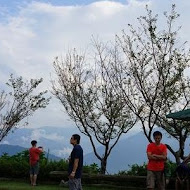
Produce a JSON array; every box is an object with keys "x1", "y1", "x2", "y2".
[
  {"x1": 30, "y1": 162, "x2": 39, "y2": 175},
  {"x1": 147, "y1": 170, "x2": 165, "y2": 190},
  {"x1": 68, "y1": 178, "x2": 83, "y2": 190}
]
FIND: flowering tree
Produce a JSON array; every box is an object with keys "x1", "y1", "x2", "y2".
[{"x1": 0, "y1": 75, "x2": 50, "y2": 141}]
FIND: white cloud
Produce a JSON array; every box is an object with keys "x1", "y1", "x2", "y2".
[
  {"x1": 1, "y1": 140, "x2": 10, "y2": 144},
  {"x1": 0, "y1": 0, "x2": 190, "y2": 129},
  {"x1": 20, "y1": 136, "x2": 29, "y2": 142},
  {"x1": 30, "y1": 128, "x2": 64, "y2": 142},
  {"x1": 55, "y1": 147, "x2": 72, "y2": 157}
]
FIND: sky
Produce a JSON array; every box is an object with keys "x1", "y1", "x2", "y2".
[{"x1": 0, "y1": 0, "x2": 190, "y2": 131}]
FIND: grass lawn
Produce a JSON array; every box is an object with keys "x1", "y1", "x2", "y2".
[{"x1": 0, "y1": 180, "x2": 117, "y2": 190}]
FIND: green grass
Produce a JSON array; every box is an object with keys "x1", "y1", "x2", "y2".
[{"x1": 0, "y1": 181, "x2": 116, "y2": 190}]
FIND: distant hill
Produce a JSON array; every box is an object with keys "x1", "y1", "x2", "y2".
[
  {"x1": 0, "y1": 144, "x2": 61, "y2": 161},
  {"x1": 1, "y1": 126, "x2": 190, "y2": 174},
  {"x1": 0, "y1": 144, "x2": 26, "y2": 156},
  {"x1": 1, "y1": 126, "x2": 87, "y2": 159},
  {"x1": 84, "y1": 131, "x2": 149, "y2": 174},
  {"x1": 84, "y1": 130, "x2": 190, "y2": 174}
]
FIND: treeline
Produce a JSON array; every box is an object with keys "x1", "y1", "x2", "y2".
[
  {"x1": 0, "y1": 150, "x2": 99, "y2": 180},
  {"x1": 0, "y1": 150, "x2": 178, "y2": 179},
  {"x1": 118, "y1": 162, "x2": 177, "y2": 178}
]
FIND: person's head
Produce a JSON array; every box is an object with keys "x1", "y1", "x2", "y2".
[
  {"x1": 31, "y1": 140, "x2": 37, "y2": 147},
  {"x1": 153, "y1": 131, "x2": 162, "y2": 145},
  {"x1": 70, "y1": 134, "x2": 80, "y2": 145}
]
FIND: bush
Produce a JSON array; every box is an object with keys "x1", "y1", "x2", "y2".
[
  {"x1": 0, "y1": 150, "x2": 69, "y2": 180},
  {"x1": 118, "y1": 160, "x2": 179, "y2": 177},
  {"x1": 83, "y1": 163, "x2": 100, "y2": 174},
  {"x1": 0, "y1": 151, "x2": 178, "y2": 179},
  {"x1": 0, "y1": 151, "x2": 100, "y2": 179},
  {"x1": 118, "y1": 163, "x2": 147, "y2": 176}
]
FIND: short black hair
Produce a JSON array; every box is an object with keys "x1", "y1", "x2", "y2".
[
  {"x1": 153, "y1": 131, "x2": 162, "y2": 138},
  {"x1": 31, "y1": 140, "x2": 37, "y2": 146},
  {"x1": 72, "y1": 134, "x2": 81, "y2": 144}
]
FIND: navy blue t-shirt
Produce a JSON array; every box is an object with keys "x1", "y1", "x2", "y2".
[{"x1": 68, "y1": 144, "x2": 83, "y2": 178}]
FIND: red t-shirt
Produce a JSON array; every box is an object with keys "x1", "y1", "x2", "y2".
[
  {"x1": 147, "y1": 143, "x2": 167, "y2": 171},
  {"x1": 29, "y1": 147, "x2": 42, "y2": 166}
]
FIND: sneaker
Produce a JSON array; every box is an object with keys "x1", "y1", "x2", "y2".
[
  {"x1": 59, "y1": 180, "x2": 68, "y2": 187},
  {"x1": 59, "y1": 180, "x2": 65, "y2": 187}
]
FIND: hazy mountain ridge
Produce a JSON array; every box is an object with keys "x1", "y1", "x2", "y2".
[
  {"x1": 0, "y1": 144, "x2": 61, "y2": 160},
  {"x1": 1, "y1": 126, "x2": 190, "y2": 173},
  {"x1": 84, "y1": 130, "x2": 190, "y2": 173}
]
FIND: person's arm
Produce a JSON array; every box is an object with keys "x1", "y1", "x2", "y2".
[
  {"x1": 147, "y1": 152, "x2": 158, "y2": 160},
  {"x1": 39, "y1": 147, "x2": 43, "y2": 152},
  {"x1": 147, "y1": 144, "x2": 157, "y2": 160},
  {"x1": 151, "y1": 145, "x2": 167, "y2": 160},
  {"x1": 69, "y1": 158, "x2": 79, "y2": 179},
  {"x1": 35, "y1": 147, "x2": 43, "y2": 154},
  {"x1": 152, "y1": 153, "x2": 167, "y2": 160}
]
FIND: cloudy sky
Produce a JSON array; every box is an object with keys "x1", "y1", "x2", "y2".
[{"x1": 0, "y1": 0, "x2": 190, "y2": 130}]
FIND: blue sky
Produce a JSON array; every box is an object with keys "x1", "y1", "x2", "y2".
[
  {"x1": 0, "y1": 0, "x2": 128, "y2": 12},
  {"x1": 0, "y1": 0, "x2": 128, "y2": 6},
  {"x1": 0, "y1": 0, "x2": 190, "y2": 130},
  {"x1": 0, "y1": 0, "x2": 129, "y2": 21}
]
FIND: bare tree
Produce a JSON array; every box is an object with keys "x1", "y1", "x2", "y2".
[
  {"x1": 52, "y1": 48, "x2": 136, "y2": 174},
  {"x1": 0, "y1": 75, "x2": 50, "y2": 142},
  {"x1": 113, "y1": 4, "x2": 190, "y2": 163}
]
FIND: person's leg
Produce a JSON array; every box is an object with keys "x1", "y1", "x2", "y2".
[
  {"x1": 68, "y1": 178, "x2": 77, "y2": 190},
  {"x1": 185, "y1": 179, "x2": 189, "y2": 190},
  {"x1": 30, "y1": 174, "x2": 33, "y2": 185},
  {"x1": 175, "y1": 179, "x2": 180, "y2": 190},
  {"x1": 78, "y1": 178, "x2": 83, "y2": 190},
  {"x1": 33, "y1": 174, "x2": 37, "y2": 186},
  {"x1": 156, "y1": 171, "x2": 165, "y2": 190},
  {"x1": 75, "y1": 178, "x2": 83, "y2": 190},
  {"x1": 29, "y1": 165, "x2": 34, "y2": 185},
  {"x1": 33, "y1": 162, "x2": 39, "y2": 186},
  {"x1": 147, "y1": 170, "x2": 155, "y2": 190}
]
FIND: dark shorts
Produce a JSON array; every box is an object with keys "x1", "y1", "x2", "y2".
[
  {"x1": 68, "y1": 178, "x2": 83, "y2": 190},
  {"x1": 147, "y1": 170, "x2": 165, "y2": 190},
  {"x1": 30, "y1": 162, "x2": 39, "y2": 175}
]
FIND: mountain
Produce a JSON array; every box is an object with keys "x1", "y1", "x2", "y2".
[
  {"x1": 84, "y1": 130, "x2": 190, "y2": 174},
  {"x1": 0, "y1": 144, "x2": 26, "y2": 156},
  {"x1": 1, "y1": 126, "x2": 91, "y2": 159},
  {"x1": 1, "y1": 126, "x2": 190, "y2": 174},
  {"x1": 84, "y1": 131, "x2": 148, "y2": 173},
  {"x1": 0, "y1": 144, "x2": 61, "y2": 160}
]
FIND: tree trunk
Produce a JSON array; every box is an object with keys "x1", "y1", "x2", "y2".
[
  {"x1": 100, "y1": 157, "x2": 107, "y2": 174},
  {"x1": 174, "y1": 153, "x2": 181, "y2": 165},
  {"x1": 166, "y1": 144, "x2": 181, "y2": 164}
]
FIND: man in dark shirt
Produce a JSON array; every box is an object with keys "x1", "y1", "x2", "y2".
[{"x1": 68, "y1": 134, "x2": 83, "y2": 190}]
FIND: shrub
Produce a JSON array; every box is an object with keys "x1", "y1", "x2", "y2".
[
  {"x1": 83, "y1": 163, "x2": 100, "y2": 174},
  {"x1": 0, "y1": 150, "x2": 68, "y2": 180},
  {"x1": 0, "y1": 151, "x2": 100, "y2": 179},
  {"x1": 118, "y1": 163, "x2": 147, "y2": 176}
]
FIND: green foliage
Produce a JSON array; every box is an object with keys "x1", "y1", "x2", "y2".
[
  {"x1": 164, "y1": 160, "x2": 177, "y2": 177},
  {"x1": 118, "y1": 161, "x2": 178, "y2": 177},
  {"x1": 0, "y1": 151, "x2": 100, "y2": 179},
  {"x1": 83, "y1": 163, "x2": 100, "y2": 174},
  {"x1": 0, "y1": 150, "x2": 68, "y2": 179},
  {"x1": 118, "y1": 163, "x2": 147, "y2": 176}
]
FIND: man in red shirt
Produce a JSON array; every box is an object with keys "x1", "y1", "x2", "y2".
[
  {"x1": 146, "y1": 131, "x2": 167, "y2": 190},
  {"x1": 29, "y1": 140, "x2": 43, "y2": 186}
]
